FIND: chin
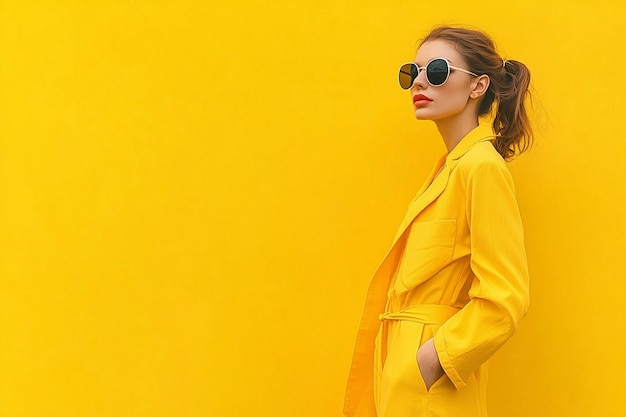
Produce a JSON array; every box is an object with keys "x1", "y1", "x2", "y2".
[{"x1": 414, "y1": 109, "x2": 436, "y2": 121}]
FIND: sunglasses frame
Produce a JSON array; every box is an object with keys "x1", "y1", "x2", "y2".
[{"x1": 398, "y1": 57, "x2": 479, "y2": 89}]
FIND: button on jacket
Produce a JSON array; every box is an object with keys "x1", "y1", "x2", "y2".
[{"x1": 344, "y1": 125, "x2": 530, "y2": 417}]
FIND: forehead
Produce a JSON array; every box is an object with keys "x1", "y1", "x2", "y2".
[{"x1": 414, "y1": 39, "x2": 463, "y2": 65}]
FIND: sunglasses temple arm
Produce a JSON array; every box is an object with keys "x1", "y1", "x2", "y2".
[{"x1": 450, "y1": 65, "x2": 479, "y2": 77}]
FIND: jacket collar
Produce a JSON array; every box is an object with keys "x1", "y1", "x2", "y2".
[{"x1": 446, "y1": 124, "x2": 496, "y2": 161}]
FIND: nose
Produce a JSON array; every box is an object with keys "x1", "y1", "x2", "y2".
[{"x1": 412, "y1": 69, "x2": 427, "y2": 90}]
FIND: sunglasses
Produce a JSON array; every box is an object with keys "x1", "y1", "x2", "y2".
[{"x1": 398, "y1": 58, "x2": 479, "y2": 89}]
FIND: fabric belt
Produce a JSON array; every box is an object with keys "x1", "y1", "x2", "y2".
[
  {"x1": 378, "y1": 304, "x2": 461, "y2": 325},
  {"x1": 373, "y1": 304, "x2": 462, "y2": 404}
]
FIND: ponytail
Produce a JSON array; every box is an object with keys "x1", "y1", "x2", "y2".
[
  {"x1": 421, "y1": 26, "x2": 534, "y2": 160},
  {"x1": 492, "y1": 60, "x2": 533, "y2": 160}
]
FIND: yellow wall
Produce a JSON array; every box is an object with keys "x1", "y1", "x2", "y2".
[{"x1": 1, "y1": 1, "x2": 625, "y2": 416}]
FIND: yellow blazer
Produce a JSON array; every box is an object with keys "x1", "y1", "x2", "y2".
[{"x1": 344, "y1": 125, "x2": 529, "y2": 417}]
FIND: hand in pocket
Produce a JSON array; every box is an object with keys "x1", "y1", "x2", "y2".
[{"x1": 416, "y1": 338, "x2": 445, "y2": 391}]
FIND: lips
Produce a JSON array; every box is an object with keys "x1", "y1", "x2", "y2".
[
  {"x1": 413, "y1": 94, "x2": 433, "y2": 107},
  {"x1": 413, "y1": 94, "x2": 432, "y2": 107}
]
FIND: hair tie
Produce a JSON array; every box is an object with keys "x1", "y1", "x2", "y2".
[{"x1": 502, "y1": 59, "x2": 509, "y2": 68}]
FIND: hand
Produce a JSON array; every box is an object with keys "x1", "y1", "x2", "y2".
[{"x1": 416, "y1": 338, "x2": 445, "y2": 391}]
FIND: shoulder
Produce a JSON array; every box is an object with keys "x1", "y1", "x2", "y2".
[
  {"x1": 454, "y1": 141, "x2": 515, "y2": 190},
  {"x1": 457, "y1": 141, "x2": 506, "y2": 171},
  {"x1": 456, "y1": 141, "x2": 510, "y2": 177}
]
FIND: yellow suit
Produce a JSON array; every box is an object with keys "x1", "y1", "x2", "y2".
[{"x1": 344, "y1": 125, "x2": 529, "y2": 417}]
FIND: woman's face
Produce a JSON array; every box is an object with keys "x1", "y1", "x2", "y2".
[{"x1": 410, "y1": 39, "x2": 477, "y2": 122}]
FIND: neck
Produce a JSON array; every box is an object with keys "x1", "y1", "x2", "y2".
[{"x1": 435, "y1": 114, "x2": 480, "y2": 153}]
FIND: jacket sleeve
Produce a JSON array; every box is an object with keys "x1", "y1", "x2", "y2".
[{"x1": 433, "y1": 158, "x2": 530, "y2": 390}]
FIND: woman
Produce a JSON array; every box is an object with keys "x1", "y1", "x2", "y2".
[{"x1": 343, "y1": 26, "x2": 532, "y2": 417}]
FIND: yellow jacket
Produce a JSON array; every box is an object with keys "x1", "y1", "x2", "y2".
[{"x1": 344, "y1": 125, "x2": 529, "y2": 417}]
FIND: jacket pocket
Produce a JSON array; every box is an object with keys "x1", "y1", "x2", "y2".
[{"x1": 397, "y1": 219, "x2": 456, "y2": 291}]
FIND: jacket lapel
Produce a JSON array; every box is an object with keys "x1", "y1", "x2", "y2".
[
  {"x1": 366, "y1": 125, "x2": 497, "y2": 295},
  {"x1": 393, "y1": 162, "x2": 449, "y2": 242},
  {"x1": 391, "y1": 124, "x2": 497, "y2": 246}
]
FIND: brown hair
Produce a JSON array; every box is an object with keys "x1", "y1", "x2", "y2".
[{"x1": 421, "y1": 26, "x2": 533, "y2": 160}]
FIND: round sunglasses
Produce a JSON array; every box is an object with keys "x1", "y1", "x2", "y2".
[{"x1": 398, "y1": 58, "x2": 479, "y2": 89}]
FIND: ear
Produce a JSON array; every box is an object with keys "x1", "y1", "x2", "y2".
[{"x1": 469, "y1": 74, "x2": 490, "y2": 99}]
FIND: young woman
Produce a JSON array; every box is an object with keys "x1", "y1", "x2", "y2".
[{"x1": 344, "y1": 26, "x2": 532, "y2": 417}]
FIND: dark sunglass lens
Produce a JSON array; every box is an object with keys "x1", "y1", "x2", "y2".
[
  {"x1": 399, "y1": 63, "x2": 417, "y2": 89},
  {"x1": 427, "y1": 59, "x2": 448, "y2": 86}
]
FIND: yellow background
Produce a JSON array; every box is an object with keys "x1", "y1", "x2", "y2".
[{"x1": 1, "y1": 1, "x2": 625, "y2": 416}]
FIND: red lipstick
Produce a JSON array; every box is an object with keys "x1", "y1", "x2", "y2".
[{"x1": 413, "y1": 94, "x2": 433, "y2": 107}]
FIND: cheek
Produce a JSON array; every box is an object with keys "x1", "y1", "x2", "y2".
[{"x1": 438, "y1": 83, "x2": 471, "y2": 106}]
